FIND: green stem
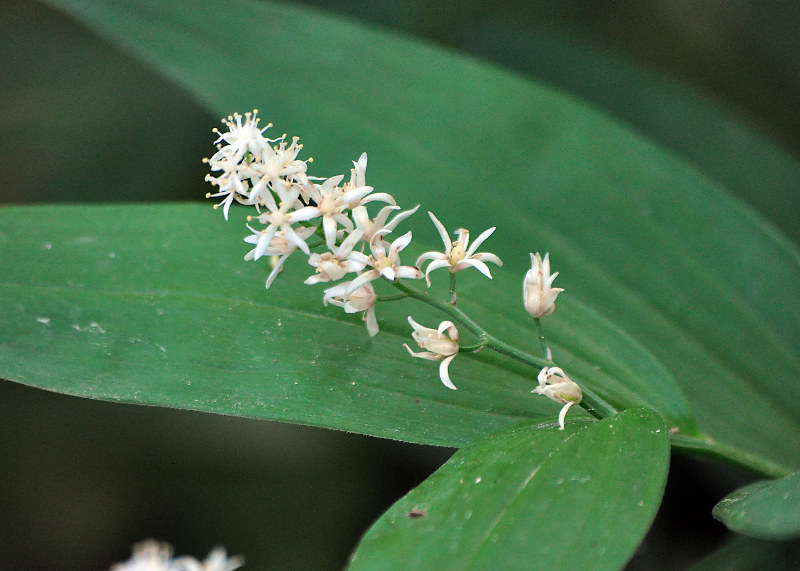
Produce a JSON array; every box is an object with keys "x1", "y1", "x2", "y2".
[
  {"x1": 460, "y1": 339, "x2": 489, "y2": 352},
  {"x1": 671, "y1": 432, "x2": 794, "y2": 479},
  {"x1": 376, "y1": 293, "x2": 407, "y2": 302},
  {"x1": 449, "y1": 273, "x2": 458, "y2": 305},
  {"x1": 532, "y1": 318, "x2": 549, "y2": 359},
  {"x1": 389, "y1": 283, "x2": 792, "y2": 479},
  {"x1": 390, "y1": 278, "x2": 618, "y2": 420}
]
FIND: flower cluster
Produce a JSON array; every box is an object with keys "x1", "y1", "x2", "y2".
[
  {"x1": 206, "y1": 111, "x2": 582, "y2": 429},
  {"x1": 205, "y1": 111, "x2": 500, "y2": 341},
  {"x1": 109, "y1": 540, "x2": 243, "y2": 571}
]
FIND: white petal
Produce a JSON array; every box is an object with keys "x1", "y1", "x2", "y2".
[
  {"x1": 341, "y1": 185, "x2": 374, "y2": 204},
  {"x1": 283, "y1": 224, "x2": 310, "y2": 255},
  {"x1": 254, "y1": 226, "x2": 278, "y2": 260},
  {"x1": 264, "y1": 255, "x2": 289, "y2": 289},
  {"x1": 466, "y1": 226, "x2": 496, "y2": 256},
  {"x1": 428, "y1": 211, "x2": 451, "y2": 252},
  {"x1": 365, "y1": 307, "x2": 379, "y2": 337},
  {"x1": 289, "y1": 206, "x2": 321, "y2": 223},
  {"x1": 346, "y1": 270, "x2": 378, "y2": 296},
  {"x1": 360, "y1": 192, "x2": 396, "y2": 206},
  {"x1": 558, "y1": 401, "x2": 576, "y2": 431},
  {"x1": 416, "y1": 251, "x2": 446, "y2": 266},
  {"x1": 385, "y1": 204, "x2": 420, "y2": 230},
  {"x1": 339, "y1": 228, "x2": 365, "y2": 255},
  {"x1": 395, "y1": 266, "x2": 424, "y2": 280},
  {"x1": 439, "y1": 354, "x2": 458, "y2": 390},
  {"x1": 404, "y1": 344, "x2": 441, "y2": 361},
  {"x1": 437, "y1": 320, "x2": 457, "y2": 335},
  {"x1": 457, "y1": 258, "x2": 493, "y2": 279},
  {"x1": 323, "y1": 216, "x2": 338, "y2": 251},
  {"x1": 423, "y1": 258, "x2": 450, "y2": 286},
  {"x1": 380, "y1": 266, "x2": 396, "y2": 281},
  {"x1": 390, "y1": 231, "x2": 413, "y2": 256},
  {"x1": 352, "y1": 205, "x2": 371, "y2": 232},
  {"x1": 472, "y1": 252, "x2": 503, "y2": 266}
]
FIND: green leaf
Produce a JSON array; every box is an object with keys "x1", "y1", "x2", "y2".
[
  {"x1": 712, "y1": 472, "x2": 800, "y2": 540},
  {"x1": 476, "y1": 23, "x2": 800, "y2": 244},
  {"x1": 690, "y1": 536, "x2": 800, "y2": 570},
  {"x1": 29, "y1": 0, "x2": 800, "y2": 466},
  {"x1": 348, "y1": 408, "x2": 670, "y2": 570},
  {"x1": 0, "y1": 203, "x2": 687, "y2": 446}
]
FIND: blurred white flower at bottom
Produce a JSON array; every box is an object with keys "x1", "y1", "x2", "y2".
[{"x1": 109, "y1": 540, "x2": 243, "y2": 571}]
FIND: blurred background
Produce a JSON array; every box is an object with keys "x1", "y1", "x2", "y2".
[{"x1": 2, "y1": 1, "x2": 799, "y2": 568}]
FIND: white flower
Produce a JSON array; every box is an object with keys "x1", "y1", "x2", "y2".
[
  {"x1": 208, "y1": 110, "x2": 270, "y2": 165},
  {"x1": 346, "y1": 152, "x2": 368, "y2": 189},
  {"x1": 109, "y1": 539, "x2": 243, "y2": 571},
  {"x1": 523, "y1": 252, "x2": 564, "y2": 318},
  {"x1": 416, "y1": 212, "x2": 502, "y2": 286},
  {"x1": 305, "y1": 229, "x2": 369, "y2": 284},
  {"x1": 247, "y1": 179, "x2": 313, "y2": 256},
  {"x1": 245, "y1": 225, "x2": 316, "y2": 289},
  {"x1": 204, "y1": 156, "x2": 251, "y2": 220},
  {"x1": 352, "y1": 204, "x2": 419, "y2": 248},
  {"x1": 403, "y1": 317, "x2": 460, "y2": 390},
  {"x1": 323, "y1": 281, "x2": 379, "y2": 336},
  {"x1": 290, "y1": 175, "x2": 370, "y2": 250},
  {"x1": 341, "y1": 153, "x2": 396, "y2": 209},
  {"x1": 345, "y1": 231, "x2": 423, "y2": 295},
  {"x1": 534, "y1": 366, "x2": 583, "y2": 430},
  {"x1": 247, "y1": 136, "x2": 308, "y2": 205}
]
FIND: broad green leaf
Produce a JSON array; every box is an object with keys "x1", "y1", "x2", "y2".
[
  {"x1": 32, "y1": 0, "x2": 800, "y2": 467},
  {"x1": 348, "y1": 408, "x2": 670, "y2": 570},
  {"x1": 0, "y1": 203, "x2": 688, "y2": 446},
  {"x1": 690, "y1": 536, "x2": 800, "y2": 570},
  {"x1": 712, "y1": 472, "x2": 800, "y2": 540},
  {"x1": 469, "y1": 19, "x2": 800, "y2": 244}
]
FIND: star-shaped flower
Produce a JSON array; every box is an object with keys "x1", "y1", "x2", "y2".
[
  {"x1": 345, "y1": 231, "x2": 423, "y2": 295},
  {"x1": 208, "y1": 110, "x2": 270, "y2": 165},
  {"x1": 247, "y1": 179, "x2": 313, "y2": 256},
  {"x1": 352, "y1": 203, "x2": 419, "y2": 248},
  {"x1": 415, "y1": 212, "x2": 502, "y2": 286}
]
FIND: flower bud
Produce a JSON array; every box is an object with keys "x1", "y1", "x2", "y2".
[{"x1": 523, "y1": 252, "x2": 564, "y2": 318}]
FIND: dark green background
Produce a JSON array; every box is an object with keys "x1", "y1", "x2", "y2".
[{"x1": 2, "y1": 1, "x2": 798, "y2": 568}]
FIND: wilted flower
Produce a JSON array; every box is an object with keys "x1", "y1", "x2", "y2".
[
  {"x1": 109, "y1": 539, "x2": 243, "y2": 571},
  {"x1": 534, "y1": 366, "x2": 583, "y2": 430},
  {"x1": 416, "y1": 212, "x2": 502, "y2": 286},
  {"x1": 404, "y1": 317, "x2": 460, "y2": 390},
  {"x1": 523, "y1": 252, "x2": 564, "y2": 318},
  {"x1": 323, "y1": 281, "x2": 379, "y2": 336}
]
